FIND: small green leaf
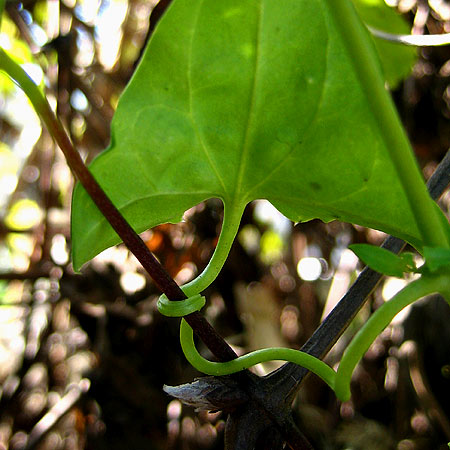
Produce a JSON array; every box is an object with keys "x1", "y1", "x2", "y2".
[
  {"x1": 349, "y1": 244, "x2": 416, "y2": 277},
  {"x1": 71, "y1": 0, "x2": 424, "y2": 270},
  {"x1": 423, "y1": 247, "x2": 450, "y2": 273}
]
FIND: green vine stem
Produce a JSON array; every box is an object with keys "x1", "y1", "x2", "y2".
[
  {"x1": 160, "y1": 272, "x2": 450, "y2": 402},
  {"x1": 179, "y1": 315, "x2": 336, "y2": 387},
  {"x1": 324, "y1": 0, "x2": 450, "y2": 250},
  {"x1": 334, "y1": 272, "x2": 450, "y2": 400}
]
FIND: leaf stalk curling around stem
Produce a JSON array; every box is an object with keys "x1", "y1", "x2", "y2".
[
  {"x1": 0, "y1": 46, "x2": 242, "y2": 363},
  {"x1": 180, "y1": 201, "x2": 245, "y2": 297},
  {"x1": 324, "y1": 0, "x2": 450, "y2": 250}
]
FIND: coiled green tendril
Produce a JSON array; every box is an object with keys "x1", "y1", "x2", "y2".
[{"x1": 157, "y1": 273, "x2": 449, "y2": 402}]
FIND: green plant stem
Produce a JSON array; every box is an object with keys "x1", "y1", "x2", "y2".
[
  {"x1": 181, "y1": 202, "x2": 244, "y2": 297},
  {"x1": 334, "y1": 272, "x2": 450, "y2": 400},
  {"x1": 325, "y1": 0, "x2": 450, "y2": 250}
]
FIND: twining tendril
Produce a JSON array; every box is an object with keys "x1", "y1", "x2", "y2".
[
  {"x1": 157, "y1": 294, "x2": 206, "y2": 317},
  {"x1": 157, "y1": 273, "x2": 450, "y2": 402}
]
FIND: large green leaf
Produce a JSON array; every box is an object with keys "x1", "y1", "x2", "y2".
[{"x1": 71, "y1": 0, "x2": 422, "y2": 270}]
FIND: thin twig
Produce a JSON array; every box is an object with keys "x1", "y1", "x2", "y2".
[
  {"x1": 42, "y1": 99, "x2": 238, "y2": 362},
  {"x1": 24, "y1": 379, "x2": 91, "y2": 450}
]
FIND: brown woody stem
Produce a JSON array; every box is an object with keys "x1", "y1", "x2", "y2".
[{"x1": 0, "y1": 48, "x2": 237, "y2": 362}]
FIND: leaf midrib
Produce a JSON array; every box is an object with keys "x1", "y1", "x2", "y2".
[
  {"x1": 232, "y1": 0, "x2": 263, "y2": 205},
  {"x1": 187, "y1": 0, "x2": 229, "y2": 197}
]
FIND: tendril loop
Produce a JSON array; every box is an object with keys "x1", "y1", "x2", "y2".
[{"x1": 157, "y1": 294, "x2": 206, "y2": 317}]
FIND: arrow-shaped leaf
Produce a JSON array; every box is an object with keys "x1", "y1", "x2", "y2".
[{"x1": 71, "y1": 0, "x2": 423, "y2": 271}]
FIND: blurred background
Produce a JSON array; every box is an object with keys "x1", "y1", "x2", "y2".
[{"x1": 0, "y1": 0, "x2": 450, "y2": 449}]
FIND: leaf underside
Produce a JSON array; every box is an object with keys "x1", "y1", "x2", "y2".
[{"x1": 71, "y1": 0, "x2": 421, "y2": 270}]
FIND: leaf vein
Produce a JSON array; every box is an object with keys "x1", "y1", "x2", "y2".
[
  {"x1": 233, "y1": 0, "x2": 263, "y2": 202},
  {"x1": 187, "y1": 0, "x2": 228, "y2": 196}
]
